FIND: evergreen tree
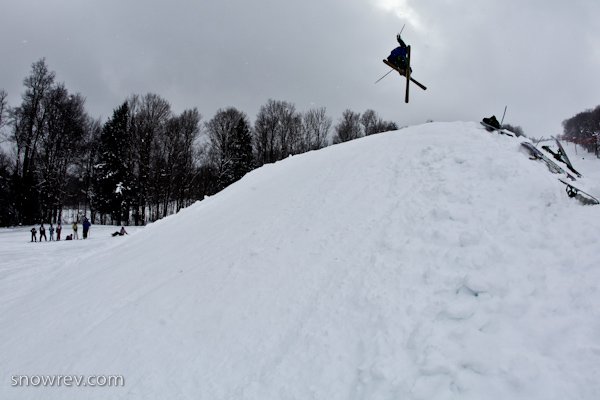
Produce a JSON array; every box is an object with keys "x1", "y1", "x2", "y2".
[
  {"x1": 207, "y1": 107, "x2": 254, "y2": 190},
  {"x1": 95, "y1": 102, "x2": 131, "y2": 224},
  {"x1": 0, "y1": 151, "x2": 14, "y2": 226},
  {"x1": 230, "y1": 113, "x2": 254, "y2": 183}
]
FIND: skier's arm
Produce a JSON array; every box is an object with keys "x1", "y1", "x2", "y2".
[{"x1": 396, "y1": 34, "x2": 406, "y2": 47}]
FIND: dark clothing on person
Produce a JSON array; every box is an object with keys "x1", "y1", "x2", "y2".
[
  {"x1": 82, "y1": 218, "x2": 91, "y2": 239},
  {"x1": 387, "y1": 34, "x2": 410, "y2": 71},
  {"x1": 39, "y1": 225, "x2": 47, "y2": 242},
  {"x1": 31, "y1": 228, "x2": 37, "y2": 242},
  {"x1": 56, "y1": 224, "x2": 62, "y2": 241},
  {"x1": 483, "y1": 115, "x2": 501, "y2": 129},
  {"x1": 388, "y1": 46, "x2": 408, "y2": 68}
]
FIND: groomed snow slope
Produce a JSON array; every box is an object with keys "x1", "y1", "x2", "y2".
[{"x1": 2, "y1": 121, "x2": 600, "y2": 399}]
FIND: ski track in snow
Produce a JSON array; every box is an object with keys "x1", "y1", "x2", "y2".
[{"x1": 1, "y1": 121, "x2": 600, "y2": 400}]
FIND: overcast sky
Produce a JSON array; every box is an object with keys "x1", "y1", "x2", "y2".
[{"x1": 1, "y1": 0, "x2": 599, "y2": 137}]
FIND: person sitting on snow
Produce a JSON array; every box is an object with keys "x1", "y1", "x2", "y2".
[
  {"x1": 387, "y1": 34, "x2": 412, "y2": 73},
  {"x1": 111, "y1": 226, "x2": 128, "y2": 237}
]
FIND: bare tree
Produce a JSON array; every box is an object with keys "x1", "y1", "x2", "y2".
[
  {"x1": 155, "y1": 108, "x2": 202, "y2": 217},
  {"x1": 301, "y1": 107, "x2": 331, "y2": 151},
  {"x1": 11, "y1": 59, "x2": 56, "y2": 223},
  {"x1": 172, "y1": 108, "x2": 201, "y2": 211},
  {"x1": 129, "y1": 93, "x2": 172, "y2": 223},
  {"x1": 361, "y1": 109, "x2": 398, "y2": 136},
  {"x1": 0, "y1": 89, "x2": 7, "y2": 140},
  {"x1": 80, "y1": 117, "x2": 102, "y2": 222},
  {"x1": 253, "y1": 99, "x2": 302, "y2": 165},
  {"x1": 360, "y1": 109, "x2": 379, "y2": 136},
  {"x1": 563, "y1": 105, "x2": 600, "y2": 157},
  {"x1": 38, "y1": 84, "x2": 87, "y2": 222},
  {"x1": 333, "y1": 109, "x2": 362, "y2": 144},
  {"x1": 0, "y1": 90, "x2": 14, "y2": 224}
]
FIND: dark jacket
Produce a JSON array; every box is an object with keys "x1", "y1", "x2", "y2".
[{"x1": 389, "y1": 46, "x2": 408, "y2": 60}]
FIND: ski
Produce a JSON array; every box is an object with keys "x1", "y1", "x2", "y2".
[
  {"x1": 521, "y1": 142, "x2": 575, "y2": 179},
  {"x1": 553, "y1": 137, "x2": 581, "y2": 177},
  {"x1": 558, "y1": 178, "x2": 600, "y2": 205},
  {"x1": 480, "y1": 121, "x2": 514, "y2": 137},
  {"x1": 540, "y1": 144, "x2": 582, "y2": 178},
  {"x1": 382, "y1": 60, "x2": 427, "y2": 90},
  {"x1": 480, "y1": 121, "x2": 497, "y2": 132},
  {"x1": 405, "y1": 45, "x2": 411, "y2": 103},
  {"x1": 521, "y1": 141, "x2": 598, "y2": 205}
]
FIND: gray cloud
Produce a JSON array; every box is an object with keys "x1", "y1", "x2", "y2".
[{"x1": 1, "y1": 0, "x2": 599, "y2": 136}]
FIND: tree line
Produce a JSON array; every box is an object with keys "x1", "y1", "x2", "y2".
[
  {"x1": 0, "y1": 59, "x2": 398, "y2": 227},
  {"x1": 562, "y1": 105, "x2": 600, "y2": 157}
]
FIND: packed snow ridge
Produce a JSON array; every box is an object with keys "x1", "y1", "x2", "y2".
[{"x1": 2, "y1": 121, "x2": 600, "y2": 400}]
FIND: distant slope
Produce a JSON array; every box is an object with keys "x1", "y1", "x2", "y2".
[{"x1": 2, "y1": 121, "x2": 600, "y2": 400}]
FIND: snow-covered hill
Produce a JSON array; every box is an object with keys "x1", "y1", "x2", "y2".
[{"x1": 2, "y1": 121, "x2": 600, "y2": 400}]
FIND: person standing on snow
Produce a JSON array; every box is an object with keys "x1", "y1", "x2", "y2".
[
  {"x1": 82, "y1": 217, "x2": 91, "y2": 239},
  {"x1": 39, "y1": 224, "x2": 47, "y2": 242},
  {"x1": 30, "y1": 227, "x2": 37, "y2": 242},
  {"x1": 49, "y1": 223, "x2": 55, "y2": 241},
  {"x1": 56, "y1": 222, "x2": 62, "y2": 241},
  {"x1": 72, "y1": 221, "x2": 79, "y2": 240}
]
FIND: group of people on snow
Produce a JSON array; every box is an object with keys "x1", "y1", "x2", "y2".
[
  {"x1": 29, "y1": 217, "x2": 93, "y2": 242},
  {"x1": 29, "y1": 218, "x2": 128, "y2": 242},
  {"x1": 30, "y1": 223, "x2": 60, "y2": 242}
]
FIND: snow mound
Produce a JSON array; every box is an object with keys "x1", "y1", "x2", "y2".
[{"x1": 2, "y1": 121, "x2": 600, "y2": 400}]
